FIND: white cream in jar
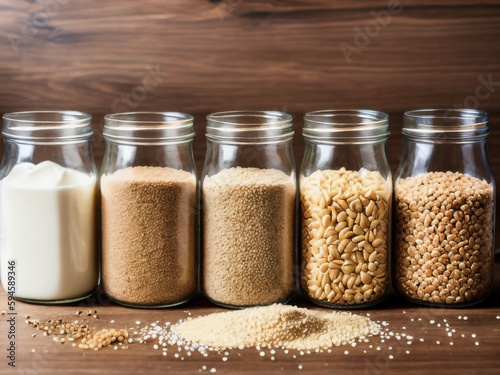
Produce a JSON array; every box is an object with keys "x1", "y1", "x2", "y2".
[{"x1": 0, "y1": 161, "x2": 97, "y2": 301}]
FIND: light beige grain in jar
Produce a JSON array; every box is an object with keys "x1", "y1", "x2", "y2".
[
  {"x1": 203, "y1": 167, "x2": 296, "y2": 307},
  {"x1": 300, "y1": 168, "x2": 391, "y2": 306},
  {"x1": 395, "y1": 171, "x2": 494, "y2": 305}
]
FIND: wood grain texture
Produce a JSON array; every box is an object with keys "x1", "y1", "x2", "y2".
[
  {"x1": 0, "y1": 262, "x2": 500, "y2": 375},
  {"x1": 0, "y1": 0, "x2": 499, "y2": 244},
  {"x1": 1, "y1": 0, "x2": 500, "y2": 114}
]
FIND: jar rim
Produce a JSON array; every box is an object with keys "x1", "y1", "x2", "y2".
[
  {"x1": 104, "y1": 111, "x2": 193, "y2": 126},
  {"x1": 304, "y1": 109, "x2": 389, "y2": 126},
  {"x1": 103, "y1": 112, "x2": 195, "y2": 145},
  {"x1": 3, "y1": 110, "x2": 91, "y2": 125},
  {"x1": 2, "y1": 110, "x2": 92, "y2": 143},
  {"x1": 404, "y1": 108, "x2": 488, "y2": 125},
  {"x1": 207, "y1": 110, "x2": 292, "y2": 126}
]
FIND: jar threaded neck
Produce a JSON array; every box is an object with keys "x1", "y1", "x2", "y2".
[{"x1": 2, "y1": 111, "x2": 92, "y2": 144}]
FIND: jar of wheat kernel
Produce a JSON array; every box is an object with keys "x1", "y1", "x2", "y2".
[
  {"x1": 300, "y1": 110, "x2": 392, "y2": 308},
  {"x1": 201, "y1": 111, "x2": 296, "y2": 308},
  {"x1": 395, "y1": 109, "x2": 495, "y2": 307},
  {"x1": 101, "y1": 112, "x2": 197, "y2": 308}
]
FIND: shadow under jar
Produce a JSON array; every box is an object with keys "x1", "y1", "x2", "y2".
[
  {"x1": 201, "y1": 111, "x2": 296, "y2": 308},
  {"x1": 0, "y1": 111, "x2": 98, "y2": 304},
  {"x1": 394, "y1": 109, "x2": 496, "y2": 307},
  {"x1": 300, "y1": 110, "x2": 392, "y2": 308},
  {"x1": 100, "y1": 112, "x2": 197, "y2": 308}
]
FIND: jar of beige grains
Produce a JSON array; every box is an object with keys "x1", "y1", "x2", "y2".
[
  {"x1": 100, "y1": 112, "x2": 197, "y2": 308},
  {"x1": 201, "y1": 111, "x2": 296, "y2": 308},
  {"x1": 300, "y1": 110, "x2": 392, "y2": 308},
  {"x1": 394, "y1": 109, "x2": 495, "y2": 307}
]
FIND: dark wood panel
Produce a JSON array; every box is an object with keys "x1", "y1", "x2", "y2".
[{"x1": 0, "y1": 0, "x2": 500, "y2": 114}]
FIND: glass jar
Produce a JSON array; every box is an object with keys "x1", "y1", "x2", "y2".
[
  {"x1": 101, "y1": 112, "x2": 197, "y2": 308},
  {"x1": 394, "y1": 109, "x2": 495, "y2": 307},
  {"x1": 0, "y1": 111, "x2": 98, "y2": 304},
  {"x1": 300, "y1": 110, "x2": 392, "y2": 308},
  {"x1": 201, "y1": 111, "x2": 296, "y2": 308}
]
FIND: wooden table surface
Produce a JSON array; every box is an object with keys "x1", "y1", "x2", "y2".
[{"x1": 1, "y1": 261, "x2": 500, "y2": 375}]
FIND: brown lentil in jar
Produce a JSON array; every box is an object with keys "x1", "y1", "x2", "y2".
[{"x1": 395, "y1": 171, "x2": 494, "y2": 306}]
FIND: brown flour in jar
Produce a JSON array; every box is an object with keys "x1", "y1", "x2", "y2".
[
  {"x1": 202, "y1": 167, "x2": 296, "y2": 307},
  {"x1": 101, "y1": 166, "x2": 196, "y2": 306}
]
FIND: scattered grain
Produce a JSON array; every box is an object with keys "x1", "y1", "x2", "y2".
[
  {"x1": 25, "y1": 315, "x2": 130, "y2": 351},
  {"x1": 174, "y1": 304, "x2": 380, "y2": 350}
]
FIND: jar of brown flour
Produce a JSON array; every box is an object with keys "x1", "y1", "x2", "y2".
[
  {"x1": 100, "y1": 112, "x2": 197, "y2": 308},
  {"x1": 394, "y1": 109, "x2": 496, "y2": 307}
]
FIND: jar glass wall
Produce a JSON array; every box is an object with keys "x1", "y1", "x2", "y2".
[
  {"x1": 101, "y1": 112, "x2": 197, "y2": 308},
  {"x1": 394, "y1": 109, "x2": 495, "y2": 307},
  {"x1": 0, "y1": 111, "x2": 98, "y2": 304},
  {"x1": 201, "y1": 111, "x2": 296, "y2": 308},
  {"x1": 300, "y1": 110, "x2": 391, "y2": 308}
]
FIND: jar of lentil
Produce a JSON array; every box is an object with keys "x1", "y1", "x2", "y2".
[
  {"x1": 201, "y1": 111, "x2": 296, "y2": 308},
  {"x1": 0, "y1": 111, "x2": 98, "y2": 304},
  {"x1": 300, "y1": 110, "x2": 392, "y2": 308},
  {"x1": 101, "y1": 112, "x2": 197, "y2": 308},
  {"x1": 394, "y1": 109, "x2": 495, "y2": 307}
]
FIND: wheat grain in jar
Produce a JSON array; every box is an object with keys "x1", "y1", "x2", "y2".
[{"x1": 299, "y1": 110, "x2": 392, "y2": 308}]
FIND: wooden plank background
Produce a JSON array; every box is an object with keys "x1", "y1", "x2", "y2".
[{"x1": 1, "y1": 0, "x2": 499, "y2": 241}]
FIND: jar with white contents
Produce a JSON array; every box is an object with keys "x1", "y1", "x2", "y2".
[
  {"x1": 0, "y1": 111, "x2": 98, "y2": 304},
  {"x1": 394, "y1": 109, "x2": 495, "y2": 307},
  {"x1": 300, "y1": 110, "x2": 392, "y2": 308}
]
